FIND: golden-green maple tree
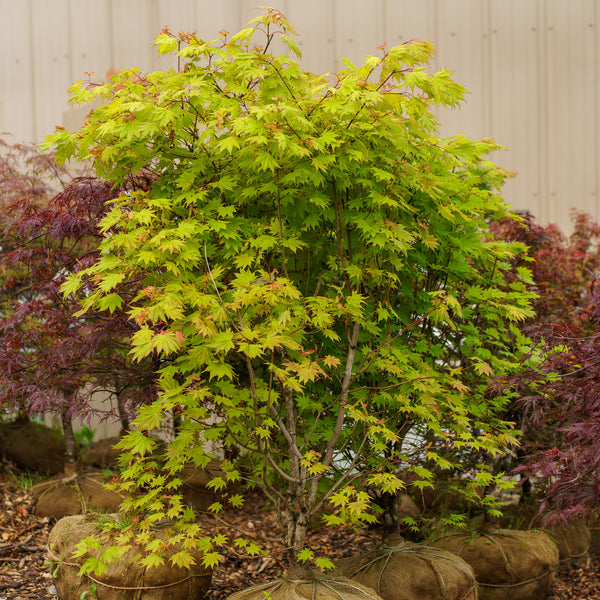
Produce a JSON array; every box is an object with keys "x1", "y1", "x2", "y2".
[{"x1": 46, "y1": 9, "x2": 534, "y2": 573}]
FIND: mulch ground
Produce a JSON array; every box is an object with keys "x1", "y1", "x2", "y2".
[{"x1": 0, "y1": 462, "x2": 598, "y2": 600}]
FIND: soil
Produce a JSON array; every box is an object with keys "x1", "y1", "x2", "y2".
[{"x1": 0, "y1": 461, "x2": 598, "y2": 600}]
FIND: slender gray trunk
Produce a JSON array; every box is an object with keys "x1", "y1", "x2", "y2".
[{"x1": 62, "y1": 409, "x2": 78, "y2": 475}]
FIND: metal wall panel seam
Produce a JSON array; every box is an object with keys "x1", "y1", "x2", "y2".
[
  {"x1": 333, "y1": 0, "x2": 341, "y2": 73},
  {"x1": 66, "y1": 0, "x2": 74, "y2": 86},
  {"x1": 27, "y1": 0, "x2": 37, "y2": 141},
  {"x1": 592, "y1": 2, "x2": 600, "y2": 219},
  {"x1": 150, "y1": 0, "x2": 158, "y2": 71},
  {"x1": 485, "y1": 0, "x2": 493, "y2": 148},
  {"x1": 432, "y1": 0, "x2": 439, "y2": 73},
  {"x1": 382, "y1": 0, "x2": 387, "y2": 52},
  {"x1": 582, "y1": 0, "x2": 596, "y2": 220},
  {"x1": 537, "y1": 0, "x2": 547, "y2": 223},
  {"x1": 108, "y1": 0, "x2": 115, "y2": 71}
]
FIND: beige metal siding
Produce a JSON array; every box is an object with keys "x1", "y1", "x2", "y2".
[
  {"x1": 433, "y1": 0, "x2": 490, "y2": 140},
  {"x1": 545, "y1": 0, "x2": 598, "y2": 224},
  {"x1": 31, "y1": 0, "x2": 72, "y2": 147},
  {"x1": 2, "y1": 1, "x2": 36, "y2": 143},
  {"x1": 287, "y1": 0, "x2": 336, "y2": 74},
  {"x1": 2, "y1": 0, "x2": 600, "y2": 232},
  {"x1": 488, "y1": 1, "x2": 544, "y2": 220}
]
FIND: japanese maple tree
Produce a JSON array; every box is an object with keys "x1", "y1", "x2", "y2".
[
  {"x1": 0, "y1": 138, "x2": 157, "y2": 469},
  {"x1": 492, "y1": 211, "x2": 600, "y2": 523},
  {"x1": 46, "y1": 10, "x2": 534, "y2": 573}
]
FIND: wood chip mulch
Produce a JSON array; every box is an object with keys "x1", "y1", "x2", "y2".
[{"x1": 0, "y1": 465, "x2": 598, "y2": 600}]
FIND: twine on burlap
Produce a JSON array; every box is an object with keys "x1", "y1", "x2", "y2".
[
  {"x1": 34, "y1": 474, "x2": 88, "y2": 511},
  {"x1": 46, "y1": 546, "x2": 207, "y2": 600},
  {"x1": 445, "y1": 531, "x2": 556, "y2": 598},
  {"x1": 558, "y1": 551, "x2": 589, "y2": 565},
  {"x1": 316, "y1": 578, "x2": 385, "y2": 600},
  {"x1": 476, "y1": 569, "x2": 556, "y2": 589},
  {"x1": 32, "y1": 472, "x2": 78, "y2": 494},
  {"x1": 32, "y1": 471, "x2": 124, "y2": 516},
  {"x1": 553, "y1": 526, "x2": 590, "y2": 565},
  {"x1": 227, "y1": 577, "x2": 384, "y2": 600},
  {"x1": 338, "y1": 542, "x2": 477, "y2": 600},
  {"x1": 455, "y1": 532, "x2": 518, "y2": 587}
]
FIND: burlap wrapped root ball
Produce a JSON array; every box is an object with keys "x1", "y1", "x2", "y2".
[
  {"x1": 32, "y1": 470, "x2": 124, "y2": 519},
  {"x1": 0, "y1": 420, "x2": 66, "y2": 474},
  {"x1": 375, "y1": 494, "x2": 422, "y2": 537},
  {"x1": 501, "y1": 503, "x2": 591, "y2": 564},
  {"x1": 81, "y1": 436, "x2": 124, "y2": 469},
  {"x1": 587, "y1": 516, "x2": 600, "y2": 553},
  {"x1": 432, "y1": 529, "x2": 559, "y2": 600},
  {"x1": 227, "y1": 576, "x2": 383, "y2": 600},
  {"x1": 335, "y1": 542, "x2": 477, "y2": 600},
  {"x1": 410, "y1": 478, "x2": 484, "y2": 517},
  {"x1": 549, "y1": 520, "x2": 591, "y2": 564},
  {"x1": 179, "y1": 459, "x2": 231, "y2": 512},
  {"x1": 47, "y1": 514, "x2": 212, "y2": 600}
]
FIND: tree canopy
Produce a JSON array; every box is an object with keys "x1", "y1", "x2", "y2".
[{"x1": 42, "y1": 10, "x2": 535, "y2": 572}]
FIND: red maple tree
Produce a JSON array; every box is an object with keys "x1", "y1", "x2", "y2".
[
  {"x1": 0, "y1": 138, "x2": 158, "y2": 470},
  {"x1": 492, "y1": 210, "x2": 600, "y2": 523}
]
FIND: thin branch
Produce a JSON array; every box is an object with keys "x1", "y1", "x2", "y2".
[
  {"x1": 203, "y1": 241, "x2": 236, "y2": 330},
  {"x1": 332, "y1": 180, "x2": 347, "y2": 276},
  {"x1": 267, "y1": 454, "x2": 302, "y2": 485},
  {"x1": 322, "y1": 320, "x2": 361, "y2": 469},
  {"x1": 268, "y1": 403, "x2": 303, "y2": 461},
  {"x1": 276, "y1": 184, "x2": 291, "y2": 281}
]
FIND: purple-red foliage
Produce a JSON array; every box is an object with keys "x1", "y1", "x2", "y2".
[
  {"x1": 492, "y1": 210, "x2": 600, "y2": 523},
  {"x1": 0, "y1": 139, "x2": 156, "y2": 425},
  {"x1": 491, "y1": 210, "x2": 600, "y2": 328}
]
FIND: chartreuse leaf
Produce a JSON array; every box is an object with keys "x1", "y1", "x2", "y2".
[
  {"x1": 202, "y1": 552, "x2": 222, "y2": 569},
  {"x1": 169, "y1": 551, "x2": 196, "y2": 569},
  {"x1": 140, "y1": 553, "x2": 165, "y2": 569},
  {"x1": 297, "y1": 548, "x2": 314, "y2": 563},
  {"x1": 315, "y1": 557, "x2": 335, "y2": 571}
]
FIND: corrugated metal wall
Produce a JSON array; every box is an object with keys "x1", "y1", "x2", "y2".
[{"x1": 2, "y1": 0, "x2": 600, "y2": 232}]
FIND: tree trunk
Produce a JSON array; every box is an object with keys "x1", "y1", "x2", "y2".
[
  {"x1": 285, "y1": 559, "x2": 318, "y2": 581},
  {"x1": 62, "y1": 410, "x2": 78, "y2": 476},
  {"x1": 283, "y1": 507, "x2": 312, "y2": 577},
  {"x1": 117, "y1": 393, "x2": 130, "y2": 433}
]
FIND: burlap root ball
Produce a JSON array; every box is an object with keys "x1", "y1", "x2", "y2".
[
  {"x1": 0, "y1": 420, "x2": 66, "y2": 474},
  {"x1": 409, "y1": 478, "x2": 484, "y2": 518},
  {"x1": 180, "y1": 459, "x2": 239, "y2": 512},
  {"x1": 227, "y1": 576, "x2": 383, "y2": 600},
  {"x1": 335, "y1": 542, "x2": 477, "y2": 600},
  {"x1": 587, "y1": 516, "x2": 600, "y2": 553},
  {"x1": 396, "y1": 494, "x2": 421, "y2": 523},
  {"x1": 81, "y1": 436, "x2": 123, "y2": 469},
  {"x1": 432, "y1": 529, "x2": 559, "y2": 600},
  {"x1": 48, "y1": 514, "x2": 212, "y2": 600},
  {"x1": 500, "y1": 503, "x2": 590, "y2": 564},
  {"x1": 548, "y1": 520, "x2": 591, "y2": 564},
  {"x1": 32, "y1": 470, "x2": 124, "y2": 519}
]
